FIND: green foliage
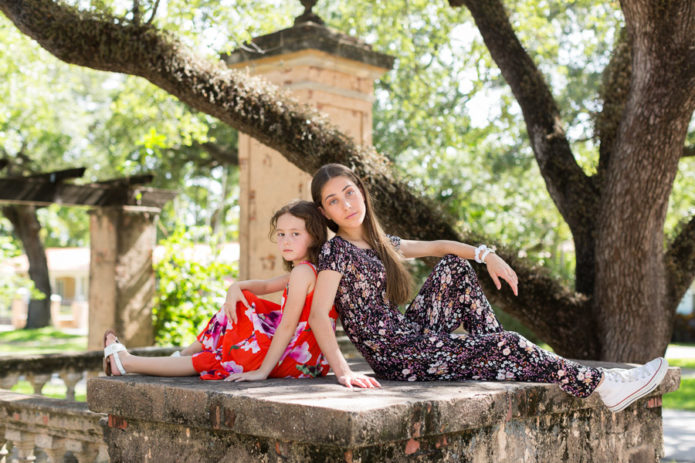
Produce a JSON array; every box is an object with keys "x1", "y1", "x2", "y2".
[
  {"x1": 663, "y1": 378, "x2": 695, "y2": 411},
  {"x1": 668, "y1": 358, "x2": 695, "y2": 370},
  {"x1": 153, "y1": 227, "x2": 237, "y2": 346}
]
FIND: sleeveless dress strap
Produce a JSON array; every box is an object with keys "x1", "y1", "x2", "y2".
[{"x1": 295, "y1": 261, "x2": 317, "y2": 277}]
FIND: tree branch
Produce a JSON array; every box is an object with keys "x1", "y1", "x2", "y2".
[
  {"x1": 452, "y1": 0, "x2": 598, "y2": 233},
  {"x1": 200, "y1": 141, "x2": 238, "y2": 166},
  {"x1": 132, "y1": 0, "x2": 140, "y2": 25},
  {"x1": 0, "y1": 0, "x2": 598, "y2": 357},
  {"x1": 146, "y1": 0, "x2": 159, "y2": 25},
  {"x1": 683, "y1": 145, "x2": 695, "y2": 158},
  {"x1": 666, "y1": 214, "x2": 695, "y2": 310},
  {"x1": 450, "y1": 0, "x2": 601, "y2": 296},
  {"x1": 595, "y1": 28, "x2": 631, "y2": 182}
]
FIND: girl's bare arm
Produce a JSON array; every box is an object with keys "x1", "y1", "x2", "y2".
[
  {"x1": 308, "y1": 270, "x2": 380, "y2": 389},
  {"x1": 226, "y1": 265, "x2": 315, "y2": 381}
]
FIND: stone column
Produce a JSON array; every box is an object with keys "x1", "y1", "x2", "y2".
[
  {"x1": 87, "y1": 206, "x2": 159, "y2": 350},
  {"x1": 225, "y1": 20, "x2": 393, "y2": 282}
]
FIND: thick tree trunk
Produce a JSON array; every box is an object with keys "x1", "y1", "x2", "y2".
[
  {"x1": 2, "y1": 205, "x2": 51, "y2": 328},
  {"x1": 595, "y1": 1, "x2": 695, "y2": 361}
]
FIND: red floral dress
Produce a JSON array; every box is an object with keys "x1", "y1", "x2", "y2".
[{"x1": 191, "y1": 263, "x2": 338, "y2": 380}]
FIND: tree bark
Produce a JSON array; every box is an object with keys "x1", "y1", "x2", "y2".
[
  {"x1": 2, "y1": 205, "x2": 51, "y2": 328},
  {"x1": 594, "y1": 0, "x2": 695, "y2": 361}
]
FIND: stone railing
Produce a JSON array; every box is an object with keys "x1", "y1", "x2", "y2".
[
  {"x1": 0, "y1": 347, "x2": 175, "y2": 462},
  {"x1": 1, "y1": 390, "x2": 108, "y2": 462},
  {"x1": 0, "y1": 347, "x2": 177, "y2": 400}
]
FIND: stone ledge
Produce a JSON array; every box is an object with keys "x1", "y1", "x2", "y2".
[{"x1": 87, "y1": 360, "x2": 680, "y2": 450}]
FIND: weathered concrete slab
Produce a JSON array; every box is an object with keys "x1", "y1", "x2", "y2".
[{"x1": 87, "y1": 360, "x2": 681, "y2": 462}]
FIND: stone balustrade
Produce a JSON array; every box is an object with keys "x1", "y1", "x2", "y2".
[
  {"x1": 0, "y1": 390, "x2": 108, "y2": 462},
  {"x1": 0, "y1": 347, "x2": 175, "y2": 462},
  {"x1": 0, "y1": 347, "x2": 177, "y2": 400}
]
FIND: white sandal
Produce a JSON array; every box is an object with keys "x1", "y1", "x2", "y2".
[{"x1": 103, "y1": 330, "x2": 128, "y2": 376}]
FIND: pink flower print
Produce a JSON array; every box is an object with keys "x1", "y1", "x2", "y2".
[
  {"x1": 502, "y1": 347, "x2": 511, "y2": 356},
  {"x1": 221, "y1": 360, "x2": 244, "y2": 374},
  {"x1": 201, "y1": 334, "x2": 218, "y2": 350},
  {"x1": 294, "y1": 321, "x2": 307, "y2": 336},
  {"x1": 407, "y1": 375, "x2": 417, "y2": 382},
  {"x1": 557, "y1": 369, "x2": 566, "y2": 377},
  {"x1": 288, "y1": 341, "x2": 312, "y2": 364},
  {"x1": 496, "y1": 370, "x2": 507, "y2": 380},
  {"x1": 505, "y1": 371, "x2": 515, "y2": 379},
  {"x1": 240, "y1": 339, "x2": 261, "y2": 354},
  {"x1": 402, "y1": 368, "x2": 411, "y2": 376}
]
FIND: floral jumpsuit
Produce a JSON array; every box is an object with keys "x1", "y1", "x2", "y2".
[{"x1": 318, "y1": 236, "x2": 601, "y2": 398}]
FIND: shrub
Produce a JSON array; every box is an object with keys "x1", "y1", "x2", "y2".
[{"x1": 153, "y1": 227, "x2": 237, "y2": 346}]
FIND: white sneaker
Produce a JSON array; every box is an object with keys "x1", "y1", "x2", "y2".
[{"x1": 596, "y1": 357, "x2": 669, "y2": 412}]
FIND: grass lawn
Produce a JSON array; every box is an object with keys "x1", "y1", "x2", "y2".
[
  {"x1": 10, "y1": 380, "x2": 87, "y2": 402},
  {"x1": 667, "y1": 358, "x2": 695, "y2": 370},
  {"x1": 0, "y1": 327, "x2": 87, "y2": 355},
  {"x1": 663, "y1": 349, "x2": 695, "y2": 411},
  {"x1": 0, "y1": 327, "x2": 89, "y2": 401},
  {"x1": 663, "y1": 378, "x2": 695, "y2": 411}
]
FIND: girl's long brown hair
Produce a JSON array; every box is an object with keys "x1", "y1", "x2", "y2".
[
  {"x1": 311, "y1": 164, "x2": 412, "y2": 305},
  {"x1": 270, "y1": 200, "x2": 328, "y2": 271}
]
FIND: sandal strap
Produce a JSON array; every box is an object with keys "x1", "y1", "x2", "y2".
[
  {"x1": 104, "y1": 341, "x2": 127, "y2": 375},
  {"x1": 104, "y1": 341, "x2": 127, "y2": 357}
]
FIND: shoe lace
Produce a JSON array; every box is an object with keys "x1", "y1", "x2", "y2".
[{"x1": 606, "y1": 365, "x2": 651, "y2": 383}]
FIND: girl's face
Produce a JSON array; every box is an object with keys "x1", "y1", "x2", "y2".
[
  {"x1": 319, "y1": 176, "x2": 366, "y2": 231},
  {"x1": 275, "y1": 213, "x2": 314, "y2": 265}
]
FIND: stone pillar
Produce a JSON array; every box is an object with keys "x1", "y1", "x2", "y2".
[
  {"x1": 87, "y1": 206, "x2": 159, "y2": 350},
  {"x1": 225, "y1": 20, "x2": 393, "y2": 281}
]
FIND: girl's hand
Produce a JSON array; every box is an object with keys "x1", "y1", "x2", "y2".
[
  {"x1": 224, "y1": 369, "x2": 269, "y2": 382},
  {"x1": 222, "y1": 284, "x2": 251, "y2": 324},
  {"x1": 485, "y1": 253, "x2": 518, "y2": 296},
  {"x1": 337, "y1": 372, "x2": 381, "y2": 389}
]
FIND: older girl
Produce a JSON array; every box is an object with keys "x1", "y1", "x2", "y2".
[{"x1": 307, "y1": 163, "x2": 667, "y2": 413}]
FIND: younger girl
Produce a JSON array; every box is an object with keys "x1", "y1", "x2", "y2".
[
  {"x1": 307, "y1": 163, "x2": 668, "y2": 413},
  {"x1": 104, "y1": 200, "x2": 338, "y2": 382}
]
